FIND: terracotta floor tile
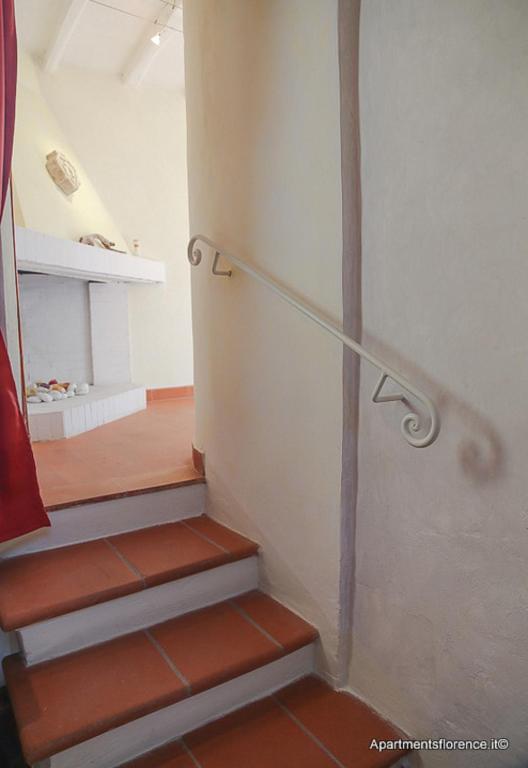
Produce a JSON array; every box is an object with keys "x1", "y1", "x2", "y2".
[
  {"x1": 150, "y1": 601, "x2": 283, "y2": 694},
  {"x1": 184, "y1": 697, "x2": 337, "y2": 768},
  {"x1": 234, "y1": 591, "x2": 319, "y2": 652},
  {"x1": 276, "y1": 677, "x2": 409, "y2": 768},
  {"x1": 109, "y1": 522, "x2": 229, "y2": 587},
  {"x1": 4, "y1": 631, "x2": 187, "y2": 764},
  {"x1": 32, "y1": 399, "x2": 202, "y2": 508},
  {"x1": 0, "y1": 540, "x2": 142, "y2": 631},
  {"x1": 184, "y1": 516, "x2": 258, "y2": 558},
  {"x1": 123, "y1": 741, "x2": 195, "y2": 768}
]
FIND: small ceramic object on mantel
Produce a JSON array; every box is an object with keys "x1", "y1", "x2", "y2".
[
  {"x1": 76, "y1": 383, "x2": 90, "y2": 396},
  {"x1": 38, "y1": 392, "x2": 53, "y2": 403},
  {"x1": 79, "y1": 234, "x2": 126, "y2": 254},
  {"x1": 27, "y1": 396, "x2": 41, "y2": 404},
  {"x1": 80, "y1": 233, "x2": 115, "y2": 249}
]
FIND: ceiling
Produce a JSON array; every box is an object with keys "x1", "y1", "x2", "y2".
[{"x1": 15, "y1": 0, "x2": 185, "y2": 91}]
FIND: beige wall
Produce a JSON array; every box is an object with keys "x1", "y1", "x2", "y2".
[
  {"x1": 14, "y1": 51, "x2": 126, "y2": 248},
  {"x1": 14, "y1": 52, "x2": 193, "y2": 388},
  {"x1": 185, "y1": 0, "x2": 345, "y2": 679},
  {"x1": 351, "y1": 2, "x2": 528, "y2": 765}
]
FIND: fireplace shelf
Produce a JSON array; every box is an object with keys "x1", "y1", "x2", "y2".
[{"x1": 15, "y1": 227, "x2": 166, "y2": 284}]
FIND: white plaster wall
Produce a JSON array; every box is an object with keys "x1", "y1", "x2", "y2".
[
  {"x1": 37, "y1": 68, "x2": 193, "y2": 389},
  {"x1": 351, "y1": 3, "x2": 528, "y2": 766},
  {"x1": 18, "y1": 274, "x2": 93, "y2": 384},
  {"x1": 185, "y1": 0, "x2": 344, "y2": 680}
]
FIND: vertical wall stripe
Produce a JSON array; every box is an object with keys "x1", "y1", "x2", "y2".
[{"x1": 337, "y1": 0, "x2": 362, "y2": 687}]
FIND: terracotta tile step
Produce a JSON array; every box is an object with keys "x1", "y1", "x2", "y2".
[
  {"x1": 0, "y1": 516, "x2": 258, "y2": 631},
  {"x1": 122, "y1": 676, "x2": 410, "y2": 768},
  {"x1": 4, "y1": 591, "x2": 318, "y2": 765}
]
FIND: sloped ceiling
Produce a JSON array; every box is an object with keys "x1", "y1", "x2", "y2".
[{"x1": 15, "y1": 0, "x2": 185, "y2": 91}]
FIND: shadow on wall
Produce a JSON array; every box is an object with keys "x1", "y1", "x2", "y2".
[{"x1": 361, "y1": 331, "x2": 503, "y2": 486}]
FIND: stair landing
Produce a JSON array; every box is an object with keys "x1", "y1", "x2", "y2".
[
  {"x1": 32, "y1": 397, "x2": 201, "y2": 508},
  {"x1": 122, "y1": 676, "x2": 410, "y2": 768}
]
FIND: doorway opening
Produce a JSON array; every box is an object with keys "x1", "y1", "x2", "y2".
[{"x1": 6, "y1": 0, "x2": 200, "y2": 507}]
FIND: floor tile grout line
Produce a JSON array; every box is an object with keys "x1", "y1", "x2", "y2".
[
  {"x1": 228, "y1": 600, "x2": 285, "y2": 651},
  {"x1": 103, "y1": 538, "x2": 147, "y2": 588},
  {"x1": 144, "y1": 629, "x2": 193, "y2": 694},
  {"x1": 274, "y1": 696, "x2": 348, "y2": 768},
  {"x1": 181, "y1": 520, "x2": 231, "y2": 555},
  {"x1": 181, "y1": 737, "x2": 205, "y2": 768}
]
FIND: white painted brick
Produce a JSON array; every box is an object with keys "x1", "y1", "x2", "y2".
[
  {"x1": 89, "y1": 283, "x2": 131, "y2": 385},
  {"x1": 19, "y1": 273, "x2": 93, "y2": 384},
  {"x1": 28, "y1": 385, "x2": 147, "y2": 441}
]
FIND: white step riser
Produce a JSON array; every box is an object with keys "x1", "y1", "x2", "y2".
[
  {"x1": 19, "y1": 557, "x2": 259, "y2": 666},
  {"x1": 42, "y1": 645, "x2": 315, "y2": 768},
  {"x1": 0, "y1": 484, "x2": 205, "y2": 560}
]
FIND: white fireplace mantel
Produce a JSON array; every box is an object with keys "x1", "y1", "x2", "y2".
[{"x1": 15, "y1": 227, "x2": 166, "y2": 284}]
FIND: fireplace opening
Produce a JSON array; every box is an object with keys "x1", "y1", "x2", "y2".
[{"x1": 18, "y1": 253, "x2": 148, "y2": 442}]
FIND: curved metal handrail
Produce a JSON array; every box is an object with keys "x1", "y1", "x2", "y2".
[{"x1": 188, "y1": 234, "x2": 440, "y2": 448}]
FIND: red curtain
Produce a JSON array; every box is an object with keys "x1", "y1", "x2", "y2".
[{"x1": 0, "y1": 0, "x2": 49, "y2": 542}]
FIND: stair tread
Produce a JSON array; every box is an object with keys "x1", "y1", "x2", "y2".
[
  {"x1": 122, "y1": 676, "x2": 409, "y2": 768},
  {"x1": 0, "y1": 516, "x2": 258, "y2": 631},
  {"x1": 3, "y1": 592, "x2": 318, "y2": 764}
]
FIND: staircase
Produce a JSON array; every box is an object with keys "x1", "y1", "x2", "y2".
[{"x1": 0, "y1": 484, "x2": 410, "y2": 768}]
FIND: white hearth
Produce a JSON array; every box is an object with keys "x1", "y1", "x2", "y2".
[{"x1": 28, "y1": 385, "x2": 147, "y2": 441}]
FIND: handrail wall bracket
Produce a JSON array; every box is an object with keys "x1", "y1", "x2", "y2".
[
  {"x1": 212, "y1": 251, "x2": 232, "y2": 277},
  {"x1": 188, "y1": 235, "x2": 440, "y2": 448}
]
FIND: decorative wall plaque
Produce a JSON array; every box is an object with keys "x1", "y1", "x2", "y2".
[{"x1": 45, "y1": 150, "x2": 80, "y2": 196}]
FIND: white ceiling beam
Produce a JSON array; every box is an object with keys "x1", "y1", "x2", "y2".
[
  {"x1": 122, "y1": 5, "x2": 182, "y2": 88},
  {"x1": 42, "y1": 0, "x2": 89, "y2": 74}
]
